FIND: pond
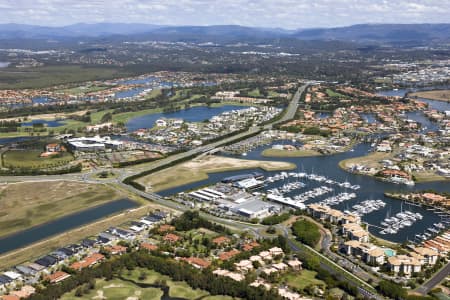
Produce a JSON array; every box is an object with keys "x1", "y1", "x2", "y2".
[{"x1": 21, "y1": 119, "x2": 66, "y2": 127}]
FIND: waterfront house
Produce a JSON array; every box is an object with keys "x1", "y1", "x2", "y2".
[
  {"x1": 341, "y1": 223, "x2": 369, "y2": 243},
  {"x1": 411, "y1": 247, "x2": 439, "y2": 265}
]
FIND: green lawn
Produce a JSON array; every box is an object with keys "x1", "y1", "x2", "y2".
[
  {"x1": 284, "y1": 270, "x2": 326, "y2": 290},
  {"x1": 2, "y1": 149, "x2": 74, "y2": 169}
]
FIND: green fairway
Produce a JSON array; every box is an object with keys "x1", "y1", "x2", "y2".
[
  {"x1": 283, "y1": 270, "x2": 326, "y2": 290},
  {"x1": 121, "y1": 268, "x2": 210, "y2": 299},
  {"x1": 2, "y1": 149, "x2": 74, "y2": 169},
  {"x1": 325, "y1": 89, "x2": 346, "y2": 98},
  {"x1": 60, "y1": 278, "x2": 163, "y2": 300}
]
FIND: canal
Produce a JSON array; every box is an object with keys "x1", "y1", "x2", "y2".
[{"x1": 0, "y1": 199, "x2": 138, "y2": 255}]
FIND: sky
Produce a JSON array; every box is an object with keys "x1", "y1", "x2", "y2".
[{"x1": 1, "y1": 0, "x2": 449, "y2": 29}]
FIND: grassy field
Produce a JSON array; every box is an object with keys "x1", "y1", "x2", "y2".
[
  {"x1": 0, "y1": 181, "x2": 122, "y2": 238},
  {"x1": 0, "y1": 65, "x2": 128, "y2": 89},
  {"x1": 410, "y1": 90, "x2": 450, "y2": 102},
  {"x1": 2, "y1": 149, "x2": 74, "y2": 168},
  {"x1": 262, "y1": 148, "x2": 321, "y2": 157},
  {"x1": 137, "y1": 155, "x2": 295, "y2": 192},
  {"x1": 283, "y1": 270, "x2": 326, "y2": 290}
]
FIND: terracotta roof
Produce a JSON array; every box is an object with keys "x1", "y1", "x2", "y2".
[
  {"x1": 163, "y1": 233, "x2": 181, "y2": 243},
  {"x1": 158, "y1": 224, "x2": 175, "y2": 233},
  {"x1": 140, "y1": 242, "x2": 158, "y2": 251},
  {"x1": 1, "y1": 296, "x2": 19, "y2": 300},
  {"x1": 219, "y1": 249, "x2": 241, "y2": 261},
  {"x1": 212, "y1": 236, "x2": 231, "y2": 245},
  {"x1": 242, "y1": 241, "x2": 260, "y2": 252},
  {"x1": 180, "y1": 257, "x2": 211, "y2": 268},
  {"x1": 105, "y1": 245, "x2": 127, "y2": 254},
  {"x1": 70, "y1": 253, "x2": 104, "y2": 270},
  {"x1": 46, "y1": 271, "x2": 71, "y2": 283}
]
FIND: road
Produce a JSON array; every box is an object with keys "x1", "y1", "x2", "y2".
[
  {"x1": 416, "y1": 262, "x2": 450, "y2": 295},
  {"x1": 283, "y1": 231, "x2": 382, "y2": 299}
]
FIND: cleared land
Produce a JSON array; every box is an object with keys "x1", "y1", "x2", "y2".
[
  {"x1": 262, "y1": 148, "x2": 321, "y2": 157},
  {"x1": 0, "y1": 181, "x2": 122, "y2": 238},
  {"x1": 2, "y1": 150, "x2": 74, "y2": 168},
  {"x1": 137, "y1": 155, "x2": 295, "y2": 192},
  {"x1": 410, "y1": 90, "x2": 450, "y2": 102}
]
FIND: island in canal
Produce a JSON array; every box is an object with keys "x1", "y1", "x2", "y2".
[{"x1": 409, "y1": 90, "x2": 450, "y2": 102}]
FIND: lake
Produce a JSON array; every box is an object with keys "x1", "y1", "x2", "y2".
[
  {"x1": 0, "y1": 199, "x2": 138, "y2": 255},
  {"x1": 126, "y1": 105, "x2": 249, "y2": 132}
]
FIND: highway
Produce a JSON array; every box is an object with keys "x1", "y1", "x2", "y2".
[{"x1": 416, "y1": 262, "x2": 450, "y2": 295}]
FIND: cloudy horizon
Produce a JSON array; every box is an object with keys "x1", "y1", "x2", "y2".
[{"x1": 1, "y1": 0, "x2": 449, "y2": 29}]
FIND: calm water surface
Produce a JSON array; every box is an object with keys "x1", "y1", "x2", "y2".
[{"x1": 0, "y1": 199, "x2": 137, "y2": 254}]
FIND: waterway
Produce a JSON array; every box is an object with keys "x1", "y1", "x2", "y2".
[
  {"x1": 126, "y1": 105, "x2": 249, "y2": 132},
  {"x1": 377, "y1": 87, "x2": 450, "y2": 112},
  {"x1": 0, "y1": 199, "x2": 138, "y2": 255}
]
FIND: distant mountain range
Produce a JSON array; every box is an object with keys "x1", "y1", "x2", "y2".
[{"x1": 0, "y1": 23, "x2": 449, "y2": 45}]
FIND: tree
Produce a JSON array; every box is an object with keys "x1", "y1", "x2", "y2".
[{"x1": 74, "y1": 287, "x2": 83, "y2": 297}]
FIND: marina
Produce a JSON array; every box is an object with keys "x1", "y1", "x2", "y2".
[{"x1": 161, "y1": 137, "x2": 449, "y2": 243}]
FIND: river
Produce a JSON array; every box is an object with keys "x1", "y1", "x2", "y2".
[{"x1": 0, "y1": 199, "x2": 137, "y2": 255}]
